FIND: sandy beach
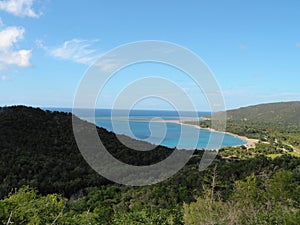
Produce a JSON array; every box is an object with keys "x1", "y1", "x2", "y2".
[{"x1": 151, "y1": 119, "x2": 259, "y2": 149}]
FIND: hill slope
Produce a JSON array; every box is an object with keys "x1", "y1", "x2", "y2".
[
  {"x1": 0, "y1": 106, "x2": 299, "y2": 224},
  {"x1": 219, "y1": 101, "x2": 300, "y2": 125},
  {"x1": 0, "y1": 106, "x2": 175, "y2": 198},
  {"x1": 212, "y1": 102, "x2": 300, "y2": 147}
]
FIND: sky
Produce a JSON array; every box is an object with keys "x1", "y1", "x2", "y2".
[{"x1": 0, "y1": 0, "x2": 300, "y2": 111}]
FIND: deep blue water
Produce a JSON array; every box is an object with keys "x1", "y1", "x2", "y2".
[{"x1": 45, "y1": 108, "x2": 246, "y2": 150}]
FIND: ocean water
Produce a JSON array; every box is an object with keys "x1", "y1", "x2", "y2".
[{"x1": 46, "y1": 108, "x2": 247, "y2": 150}]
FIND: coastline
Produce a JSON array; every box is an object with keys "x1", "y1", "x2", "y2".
[
  {"x1": 151, "y1": 119, "x2": 259, "y2": 149},
  {"x1": 180, "y1": 121, "x2": 259, "y2": 148}
]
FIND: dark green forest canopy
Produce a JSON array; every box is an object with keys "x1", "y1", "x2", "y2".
[
  {"x1": 0, "y1": 105, "x2": 299, "y2": 224},
  {"x1": 0, "y1": 105, "x2": 179, "y2": 198},
  {"x1": 0, "y1": 105, "x2": 299, "y2": 198}
]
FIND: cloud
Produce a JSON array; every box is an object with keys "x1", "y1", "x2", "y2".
[
  {"x1": 296, "y1": 42, "x2": 300, "y2": 48},
  {"x1": 0, "y1": 49, "x2": 31, "y2": 67},
  {"x1": 0, "y1": 0, "x2": 40, "y2": 18},
  {"x1": 0, "y1": 26, "x2": 24, "y2": 50},
  {"x1": 0, "y1": 26, "x2": 32, "y2": 69},
  {"x1": 48, "y1": 39, "x2": 100, "y2": 64},
  {"x1": 94, "y1": 58, "x2": 120, "y2": 72}
]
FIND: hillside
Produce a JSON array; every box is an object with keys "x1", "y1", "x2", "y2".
[
  {"x1": 0, "y1": 105, "x2": 299, "y2": 224},
  {"x1": 216, "y1": 101, "x2": 300, "y2": 125},
  {"x1": 0, "y1": 105, "x2": 175, "y2": 198},
  {"x1": 211, "y1": 101, "x2": 300, "y2": 149}
]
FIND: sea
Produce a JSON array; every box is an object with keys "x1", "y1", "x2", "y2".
[{"x1": 45, "y1": 108, "x2": 247, "y2": 150}]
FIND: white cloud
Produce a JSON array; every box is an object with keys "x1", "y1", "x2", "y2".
[
  {"x1": 296, "y1": 42, "x2": 300, "y2": 48},
  {"x1": 49, "y1": 39, "x2": 100, "y2": 64},
  {"x1": 0, "y1": 49, "x2": 31, "y2": 67},
  {"x1": 0, "y1": 26, "x2": 24, "y2": 50},
  {"x1": 0, "y1": 0, "x2": 40, "y2": 18},
  {"x1": 94, "y1": 58, "x2": 120, "y2": 72},
  {"x1": 0, "y1": 26, "x2": 32, "y2": 69}
]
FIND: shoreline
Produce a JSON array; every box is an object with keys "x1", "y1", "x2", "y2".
[{"x1": 151, "y1": 119, "x2": 259, "y2": 149}]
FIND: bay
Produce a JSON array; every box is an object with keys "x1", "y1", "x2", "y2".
[
  {"x1": 44, "y1": 108, "x2": 246, "y2": 149},
  {"x1": 47, "y1": 108, "x2": 246, "y2": 150}
]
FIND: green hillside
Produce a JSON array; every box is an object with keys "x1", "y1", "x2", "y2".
[
  {"x1": 202, "y1": 102, "x2": 300, "y2": 149},
  {"x1": 219, "y1": 101, "x2": 300, "y2": 125},
  {"x1": 0, "y1": 105, "x2": 175, "y2": 198},
  {"x1": 0, "y1": 106, "x2": 299, "y2": 224}
]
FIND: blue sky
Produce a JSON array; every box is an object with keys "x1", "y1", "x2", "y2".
[{"x1": 0, "y1": 0, "x2": 299, "y2": 111}]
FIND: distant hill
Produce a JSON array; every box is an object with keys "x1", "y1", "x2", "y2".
[
  {"x1": 209, "y1": 102, "x2": 300, "y2": 146},
  {"x1": 216, "y1": 101, "x2": 300, "y2": 125}
]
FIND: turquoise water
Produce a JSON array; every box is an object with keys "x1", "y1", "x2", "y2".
[
  {"x1": 45, "y1": 108, "x2": 247, "y2": 150},
  {"x1": 93, "y1": 117, "x2": 247, "y2": 150}
]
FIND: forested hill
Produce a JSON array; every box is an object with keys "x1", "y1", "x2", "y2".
[
  {"x1": 216, "y1": 101, "x2": 300, "y2": 125},
  {"x1": 1, "y1": 106, "x2": 300, "y2": 224},
  {"x1": 0, "y1": 105, "x2": 174, "y2": 198},
  {"x1": 210, "y1": 101, "x2": 300, "y2": 148}
]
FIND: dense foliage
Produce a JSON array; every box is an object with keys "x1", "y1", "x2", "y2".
[
  {"x1": 0, "y1": 105, "x2": 299, "y2": 224},
  {"x1": 217, "y1": 101, "x2": 300, "y2": 125},
  {"x1": 197, "y1": 101, "x2": 300, "y2": 151},
  {"x1": 184, "y1": 170, "x2": 300, "y2": 225},
  {"x1": 0, "y1": 106, "x2": 175, "y2": 198}
]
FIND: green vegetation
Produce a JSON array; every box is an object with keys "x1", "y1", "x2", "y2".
[
  {"x1": 0, "y1": 105, "x2": 174, "y2": 198},
  {"x1": 219, "y1": 101, "x2": 300, "y2": 124},
  {"x1": 184, "y1": 170, "x2": 300, "y2": 225},
  {"x1": 218, "y1": 142, "x2": 297, "y2": 159},
  {"x1": 0, "y1": 105, "x2": 299, "y2": 224},
  {"x1": 195, "y1": 102, "x2": 300, "y2": 152}
]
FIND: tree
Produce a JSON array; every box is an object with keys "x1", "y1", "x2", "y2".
[{"x1": 0, "y1": 186, "x2": 64, "y2": 225}]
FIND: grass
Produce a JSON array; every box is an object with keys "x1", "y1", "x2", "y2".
[
  {"x1": 267, "y1": 152, "x2": 300, "y2": 159},
  {"x1": 289, "y1": 151, "x2": 300, "y2": 157},
  {"x1": 267, "y1": 154, "x2": 283, "y2": 159}
]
